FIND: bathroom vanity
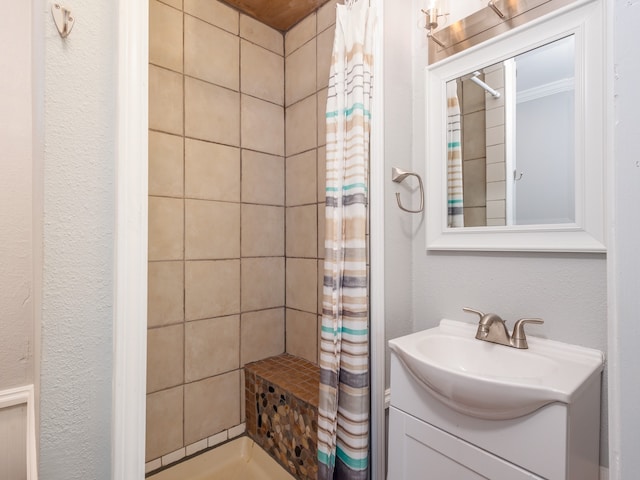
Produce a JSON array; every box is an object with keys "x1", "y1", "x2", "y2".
[{"x1": 387, "y1": 320, "x2": 604, "y2": 479}]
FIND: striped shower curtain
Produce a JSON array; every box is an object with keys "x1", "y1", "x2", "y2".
[
  {"x1": 317, "y1": 1, "x2": 375, "y2": 479},
  {"x1": 447, "y1": 80, "x2": 464, "y2": 227}
]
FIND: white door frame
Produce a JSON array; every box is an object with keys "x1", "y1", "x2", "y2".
[
  {"x1": 112, "y1": 0, "x2": 149, "y2": 477},
  {"x1": 111, "y1": 0, "x2": 386, "y2": 478}
]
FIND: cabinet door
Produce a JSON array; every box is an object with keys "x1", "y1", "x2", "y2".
[{"x1": 388, "y1": 407, "x2": 543, "y2": 480}]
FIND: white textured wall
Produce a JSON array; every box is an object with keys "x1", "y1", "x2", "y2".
[
  {"x1": 383, "y1": 0, "x2": 418, "y2": 382},
  {"x1": 0, "y1": 0, "x2": 34, "y2": 391},
  {"x1": 38, "y1": 0, "x2": 116, "y2": 478},
  {"x1": 611, "y1": 0, "x2": 640, "y2": 476}
]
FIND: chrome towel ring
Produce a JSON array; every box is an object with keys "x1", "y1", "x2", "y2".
[{"x1": 392, "y1": 167, "x2": 424, "y2": 213}]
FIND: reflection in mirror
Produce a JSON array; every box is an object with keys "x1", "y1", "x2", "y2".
[{"x1": 447, "y1": 35, "x2": 575, "y2": 228}]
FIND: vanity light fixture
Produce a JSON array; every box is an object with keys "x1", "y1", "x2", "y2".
[
  {"x1": 421, "y1": 0, "x2": 448, "y2": 48},
  {"x1": 487, "y1": 0, "x2": 507, "y2": 19}
]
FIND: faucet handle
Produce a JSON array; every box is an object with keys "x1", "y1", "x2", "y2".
[
  {"x1": 511, "y1": 318, "x2": 544, "y2": 349},
  {"x1": 462, "y1": 307, "x2": 485, "y2": 320}
]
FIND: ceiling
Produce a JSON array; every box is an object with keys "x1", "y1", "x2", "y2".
[{"x1": 222, "y1": 0, "x2": 333, "y2": 31}]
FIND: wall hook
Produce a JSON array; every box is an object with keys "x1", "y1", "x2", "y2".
[
  {"x1": 52, "y1": 3, "x2": 75, "y2": 38},
  {"x1": 392, "y1": 167, "x2": 424, "y2": 213}
]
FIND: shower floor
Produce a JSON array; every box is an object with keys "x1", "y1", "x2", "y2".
[{"x1": 148, "y1": 436, "x2": 296, "y2": 480}]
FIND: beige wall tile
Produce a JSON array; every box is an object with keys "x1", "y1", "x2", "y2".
[
  {"x1": 317, "y1": 259, "x2": 324, "y2": 314},
  {"x1": 464, "y1": 207, "x2": 487, "y2": 227},
  {"x1": 286, "y1": 205, "x2": 317, "y2": 258},
  {"x1": 317, "y1": 203, "x2": 325, "y2": 258},
  {"x1": 240, "y1": 369, "x2": 246, "y2": 422},
  {"x1": 486, "y1": 106, "x2": 505, "y2": 129},
  {"x1": 286, "y1": 95, "x2": 316, "y2": 156},
  {"x1": 317, "y1": 88, "x2": 328, "y2": 146},
  {"x1": 317, "y1": 0, "x2": 337, "y2": 32},
  {"x1": 184, "y1": 0, "x2": 238, "y2": 34},
  {"x1": 185, "y1": 315, "x2": 240, "y2": 382},
  {"x1": 149, "y1": 131, "x2": 184, "y2": 198},
  {"x1": 240, "y1": 308, "x2": 285, "y2": 365},
  {"x1": 185, "y1": 260, "x2": 240, "y2": 320},
  {"x1": 185, "y1": 15, "x2": 239, "y2": 90},
  {"x1": 484, "y1": 69, "x2": 505, "y2": 89},
  {"x1": 242, "y1": 151, "x2": 284, "y2": 205},
  {"x1": 286, "y1": 150, "x2": 317, "y2": 206},
  {"x1": 184, "y1": 371, "x2": 241, "y2": 444},
  {"x1": 317, "y1": 314, "x2": 322, "y2": 363},
  {"x1": 149, "y1": 65, "x2": 183, "y2": 136},
  {"x1": 285, "y1": 13, "x2": 316, "y2": 56},
  {"x1": 486, "y1": 200, "x2": 505, "y2": 219},
  {"x1": 286, "y1": 258, "x2": 317, "y2": 312},
  {"x1": 462, "y1": 111, "x2": 486, "y2": 160},
  {"x1": 317, "y1": 146, "x2": 326, "y2": 202},
  {"x1": 486, "y1": 144, "x2": 505, "y2": 165},
  {"x1": 148, "y1": 261, "x2": 184, "y2": 328},
  {"x1": 147, "y1": 324, "x2": 184, "y2": 393},
  {"x1": 285, "y1": 40, "x2": 316, "y2": 106},
  {"x1": 242, "y1": 205, "x2": 284, "y2": 257},
  {"x1": 462, "y1": 78, "x2": 486, "y2": 114},
  {"x1": 486, "y1": 125, "x2": 505, "y2": 147},
  {"x1": 148, "y1": 196, "x2": 184, "y2": 261},
  {"x1": 158, "y1": 0, "x2": 182, "y2": 10},
  {"x1": 185, "y1": 76, "x2": 240, "y2": 145},
  {"x1": 150, "y1": 0, "x2": 183, "y2": 72},
  {"x1": 241, "y1": 95, "x2": 284, "y2": 156},
  {"x1": 316, "y1": 26, "x2": 334, "y2": 90},
  {"x1": 241, "y1": 40, "x2": 284, "y2": 105},
  {"x1": 185, "y1": 139, "x2": 240, "y2": 202},
  {"x1": 241, "y1": 257, "x2": 285, "y2": 311},
  {"x1": 146, "y1": 386, "x2": 183, "y2": 461},
  {"x1": 463, "y1": 158, "x2": 486, "y2": 207},
  {"x1": 240, "y1": 15, "x2": 283, "y2": 55},
  {"x1": 486, "y1": 162, "x2": 506, "y2": 182},
  {"x1": 486, "y1": 181, "x2": 506, "y2": 201},
  {"x1": 285, "y1": 309, "x2": 317, "y2": 363},
  {"x1": 185, "y1": 199, "x2": 240, "y2": 259}
]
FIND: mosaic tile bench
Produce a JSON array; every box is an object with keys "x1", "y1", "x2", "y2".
[{"x1": 245, "y1": 353, "x2": 320, "y2": 480}]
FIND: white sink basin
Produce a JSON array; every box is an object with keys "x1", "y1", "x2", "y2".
[{"x1": 388, "y1": 319, "x2": 604, "y2": 420}]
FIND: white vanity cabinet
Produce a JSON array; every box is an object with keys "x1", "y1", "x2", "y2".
[{"x1": 387, "y1": 351, "x2": 602, "y2": 480}]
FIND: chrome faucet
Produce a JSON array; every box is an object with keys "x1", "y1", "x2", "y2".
[{"x1": 463, "y1": 307, "x2": 544, "y2": 349}]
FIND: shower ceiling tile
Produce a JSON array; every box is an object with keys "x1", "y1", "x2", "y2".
[{"x1": 223, "y1": 0, "x2": 331, "y2": 32}]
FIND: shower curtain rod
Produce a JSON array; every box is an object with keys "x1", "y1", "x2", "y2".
[{"x1": 470, "y1": 71, "x2": 501, "y2": 98}]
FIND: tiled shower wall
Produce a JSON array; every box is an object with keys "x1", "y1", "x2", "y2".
[
  {"x1": 146, "y1": 0, "x2": 337, "y2": 468},
  {"x1": 460, "y1": 76, "x2": 488, "y2": 226},
  {"x1": 483, "y1": 63, "x2": 506, "y2": 226},
  {"x1": 283, "y1": 4, "x2": 337, "y2": 364}
]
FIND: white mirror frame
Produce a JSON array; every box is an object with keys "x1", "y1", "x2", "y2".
[{"x1": 425, "y1": 0, "x2": 605, "y2": 252}]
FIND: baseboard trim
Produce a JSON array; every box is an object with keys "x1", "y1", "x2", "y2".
[{"x1": 0, "y1": 385, "x2": 37, "y2": 480}]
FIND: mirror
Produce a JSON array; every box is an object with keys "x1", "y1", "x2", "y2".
[
  {"x1": 448, "y1": 35, "x2": 575, "y2": 228},
  {"x1": 426, "y1": 0, "x2": 605, "y2": 252}
]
